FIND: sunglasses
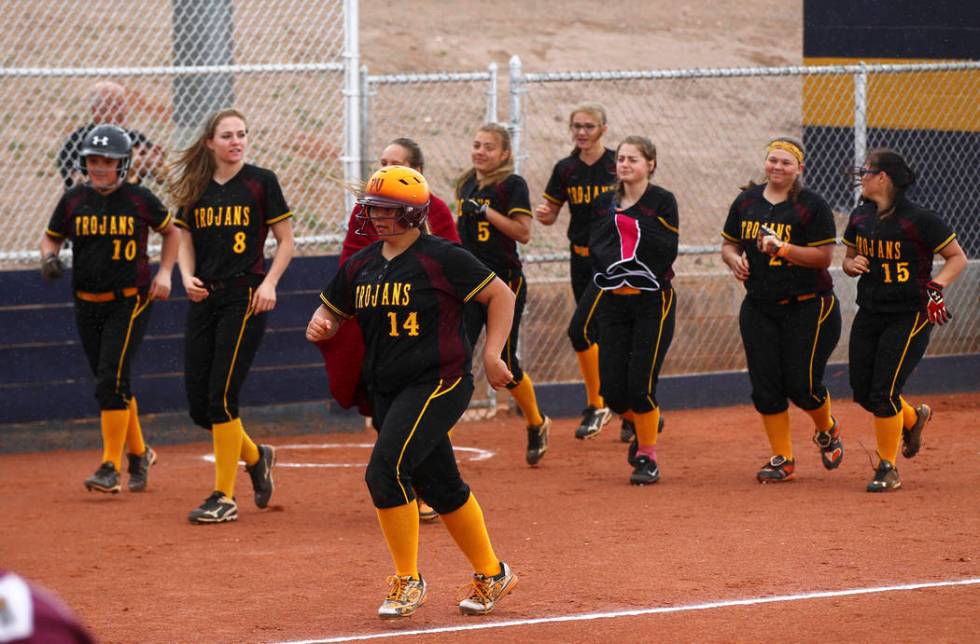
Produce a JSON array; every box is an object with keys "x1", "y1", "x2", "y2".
[
  {"x1": 570, "y1": 123, "x2": 599, "y2": 131},
  {"x1": 852, "y1": 167, "x2": 883, "y2": 178}
]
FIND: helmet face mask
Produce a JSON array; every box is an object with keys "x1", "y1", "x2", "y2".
[
  {"x1": 79, "y1": 124, "x2": 133, "y2": 187},
  {"x1": 355, "y1": 166, "x2": 430, "y2": 236}
]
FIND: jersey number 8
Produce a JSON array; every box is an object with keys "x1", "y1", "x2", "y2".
[{"x1": 232, "y1": 232, "x2": 246, "y2": 254}]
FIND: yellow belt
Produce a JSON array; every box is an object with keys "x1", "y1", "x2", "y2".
[
  {"x1": 76, "y1": 287, "x2": 138, "y2": 302},
  {"x1": 612, "y1": 286, "x2": 642, "y2": 295},
  {"x1": 571, "y1": 245, "x2": 590, "y2": 257},
  {"x1": 776, "y1": 292, "x2": 816, "y2": 305}
]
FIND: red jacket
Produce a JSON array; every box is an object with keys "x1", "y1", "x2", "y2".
[{"x1": 319, "y1": 192, "x2": 460, "y2": 414}]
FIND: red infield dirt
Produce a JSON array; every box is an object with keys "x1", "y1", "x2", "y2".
[{"x1": 2, "y1": 393, "x2": 979, "y2": 643}]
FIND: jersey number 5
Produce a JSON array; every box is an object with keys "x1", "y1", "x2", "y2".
[
  {"x1": 111, "y1": 239, "x2": 136, "y2": 261},
  {"x1": 387, "y1": 311, "x2": 420, "y2": 337},
  {"x1": 477, "y1": 221, "x2": 490, "y2": 242}
]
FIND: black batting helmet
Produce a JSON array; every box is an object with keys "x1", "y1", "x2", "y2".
[{"x1": 79, "y1": 124, "x2": 132, "y2": 184}]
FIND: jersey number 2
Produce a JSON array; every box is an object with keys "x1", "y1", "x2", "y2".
[{"x1": 387, "y1": 311, "x2": 420, "y2": 337}]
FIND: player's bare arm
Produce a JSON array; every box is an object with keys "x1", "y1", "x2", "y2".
[
  {"x1": 841, "y1": 245, "x2": 870, "y2": 276},
  {"x1": 474, "y1": 276, "x2": 516, "y2": 388},
  {"x1": 931, "y1": 239, "x2": 967, "y2": 288},
  {"x1": 721, "y1": 239, "x2": 750, "y2": 281},
  {"x1": 148, "y1": 221, "x2": 179, "y2": 301},
  {"x1": 176, "y1": 229, "x2": 209, "y2": 302},
  {"x1": 306, "y1": 304, "x2": 342, "y2": 343},
  {"x1": 486, "y1": 207, "x2": 532, "y2": 244},
  {"x1": 534, "y1": 200, "x2": 560, "y2": 225},
  {"x1": 252, "y1": 219, "x2": 295, "y2": 314}
]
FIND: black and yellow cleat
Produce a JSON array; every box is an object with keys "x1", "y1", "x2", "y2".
[
  {"x1": 126, "y1": 446, "x2": 157, "y2": 492},
  {"x1": 525, "y1": 417, "x2": 550, "y2": 466},
  {"x1": 188, "y1": 492, "x2": 238, "y2": 524},
  {"x1": 867, "y1": 459, "x2": 901, "y2": 492},
  {"x1": 902, "y1": 404, "x2": 931, "y2": 459},
  {"x1": 84, "y1": 462, "x2": 121, "y2": 494}
]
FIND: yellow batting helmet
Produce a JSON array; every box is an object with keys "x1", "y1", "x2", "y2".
[{"x1": 356, "y1": 165, "x2": 430, "y2": 231}]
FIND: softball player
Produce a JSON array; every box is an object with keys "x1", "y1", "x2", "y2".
[
  {"x1": 41, "y1": 124, "x2": 178, "y2": 494},
  {"x1": 307, "y1": 166, "x2": 518, "y2": 619},
  {"x1": 456, "y1": 123, "x2": 550, "y2": 466},
  {"x1": 170, "y1": 108, "x2": 294, "y2": 524},
  {"x1": 534, "y1": 103, "x2": 618, "y2": 440},
  {"x1": 589, "y1": 136, "x2": 678, "y2": 485},
  {"x1": 842, "y1": 149, "x2": 966, "y2": 492},
  {"x1": 319, "y1": 137, "x2": 460, "y2": 523},
  {"x1": 721, "y1": 136, "x2": 843, "y2": 483}
]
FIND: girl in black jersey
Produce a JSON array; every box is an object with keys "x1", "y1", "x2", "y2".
[
  {"x1": 42, "y1": 124, "x2": 179, "y2": 495},
  {"x1": 589, "y1": 136, "x2": 678, "y2": 485},
  {"x1": 721, "y1": 136, "x2": 843, "y2": 484},
  {"x1": 170, "y1": 108, "x2": 295, "y2": 524},
  {"x1": 842, "y1": 149, "x2": 966, "y2": 492},
  {"x1": 307, "y1": 166, "x2": 519, "y2": 619},
  {"x1": 455, "y1": 123, "x2": 550, "y2": 466},
  {"x1": 534, "y1": 102, "x2": 618, "y2": 441}
]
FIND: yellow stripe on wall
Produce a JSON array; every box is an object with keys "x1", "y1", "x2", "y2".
[{"x1": 803, "y1": 57, "x2": 979, "y2": 132}]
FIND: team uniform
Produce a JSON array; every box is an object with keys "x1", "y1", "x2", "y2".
[
  {"x1": 46, "y1": 181, "x2": 170, "y2": 491},
  {"x1": 543, "y1": 149, "x2": 618, "y2": 438},
  {"x1": 456, "y1": 172, "x2": 550, "y2": 465},
  {"x1": 589, "y1": 184, "x2": 678, "y2": 483},
  {"x1": 175, "y1": 163, "x2": 289, "y2": 523},
  {"x1": 319, "y1": 232, "x2": 516, "y2": 617},
  {"x1": 722, "y1": 184, "x2": 843, "y2": 479},
  {"x1": 842, "y1": 195, "x2": 956, "y2": 489},
  {"x1": 0, "y1": 570, "x2": 95, "y2": 644}
]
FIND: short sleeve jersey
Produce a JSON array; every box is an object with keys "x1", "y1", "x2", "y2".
[
  {"x1": 45, "y1": 183, "x2": 171, "y2": 291},
  {"x1": 174, "y1": 164, "x2": 291, "y2": 282},
  {"x1": 456, "y1": 173, "x2": 532, "y2": 275},
  {"x1": 320, "y1": 234, "x2": 496, "y2": 394},
  {"x1": 842, "y1": 196, "x2": 956, "y2": 313},
  {"x1": 589, "y1": 184, "x2": 679, "y2": 290},
  {"x1": 721, "y1": 184, "x2": 836, "y2": 302},
  {"x1": 542, "y1": 148, "x2": 617, "y2": 247}
]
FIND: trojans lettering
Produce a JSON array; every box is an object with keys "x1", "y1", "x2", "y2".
[
  {"x1": 354, "y1": 282, "x2": 412, "y2": 309},
  {"x1": 566, "y1": 184, "x2": 611, "y2": 206},
  {"x1": 192, "y1": 205, "x2": 250, "y2": 228},
  {"x1": 740, "y1": 220, "x2": 792, "y2": 242},
  {"x1": 74, "y1": 215, "x2": 135, "y2": 237},
  {"x1": 854, "y1": 234, "x2": 902, "y2": 259}
]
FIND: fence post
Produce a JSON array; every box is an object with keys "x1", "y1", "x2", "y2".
[
  {"x1": 486, "y1": 62, "x2": 498, "y2": 122},
  {"x1": 342, "y1": 0, "x2": 361, "y2": 214},
  {"x1": 853, "y1": 61, "x2": 868, "y2": 206},
  {"x1": 508, "y1": 55, "x2": 524, "y2": 174},
  {"x1": 359, "y1": 64, "x2": 371, "y2": 186}
]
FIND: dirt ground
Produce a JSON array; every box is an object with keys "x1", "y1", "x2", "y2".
[{"x1": 2, "y1": 393, "x2": 978, "y2": 643}]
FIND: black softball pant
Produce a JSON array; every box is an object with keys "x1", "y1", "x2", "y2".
[
  {"x1": 464, "y1": 270, "x2": 527, "y2": 386},
  {"x1": 75, "y1": 294, "x2": 152, "y2": 410},
  {"x1": 739, "y1": 293, "x2": 841, "y2": 415},
  {"x1": 569, "y1": 249, "x2": 592, "y2": 302},
  {"x1": 849, "y1": 307, "x2": 932, "y2": 418},
  {"x1": 597, "y1": 287, "x2": 676, "y2": 414},
  {"x1": 365, "y1": 376, "x2": 475, "y2": 512},
  {"x1": 567, "y1": 280, "x2": 603, "y2": 352},
  {"x1": 184, "y1": 286, "x2": 266, "y2": 429}
]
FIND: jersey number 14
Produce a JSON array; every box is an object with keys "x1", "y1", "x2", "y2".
[{"x1": 387, "y1": 311, "x2": 420, "y2": 337}]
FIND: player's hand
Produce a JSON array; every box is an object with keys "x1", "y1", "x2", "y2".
[
  {"x1": 844, "y1": 255, "x2": 870, "y2": 276},
  {"x1": 726, "y1": 254, "x2": 750, "y2": 281},
  {"x1": 460, "y1": 199, "x2": 487, "y2": 217},
  {"x1": 926, "y1": 280, "x2": 951, "y2": 325},
  {"x1": 148, "y1": 271, "x2": 172, "y2": 301},
  {"x1": 484, "y1": 355, "x2": 513, "y2": 389},
  {"x1": 251, "y1": 281, "x2": 277, "y2": 314},
  {"x1": 306, "y1": 311, "x2": 334, "y2": 342},
  {"x1": 184, "y1": 276, "x2": 209, "y2": 302},
  {"x1": 534, "y1": 202, "x2": 557, "y2": 225},
  {"x1": 40, "y1": 253, "x2": 65, "y2": 280},
  {"x1": 756, "y1": 225, "x2": 783, "y2": 256}
]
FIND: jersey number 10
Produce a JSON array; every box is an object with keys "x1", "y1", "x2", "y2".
[{"x1": 111, "y1": 239, "x2": 137, "y2": 261}]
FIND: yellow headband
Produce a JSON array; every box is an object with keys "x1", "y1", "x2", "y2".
[{"x1": 767, "y1": 140, "x2": 804, "y2": 164}]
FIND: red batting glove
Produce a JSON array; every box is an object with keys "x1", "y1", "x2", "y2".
[{"x1": 926, "y1": 280, "x2": 951, "y2": 325}]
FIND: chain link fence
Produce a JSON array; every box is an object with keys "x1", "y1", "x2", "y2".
[
  {"x1": 0, "y1": 0, "x2": 348, "y2": 265},
  {"x1": 509, "y1": 60, "x2": 980, "y2": 386}
]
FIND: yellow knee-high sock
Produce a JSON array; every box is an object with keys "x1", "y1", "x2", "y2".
[
  {"x1": 510, "y1": 374, "x2": 544, "y2": 427},
  {"x1": 761, "y1": 411, "x2": 793, "y2": 459},
  {"x1": 634, "y1": 407, "x2": 661, "y2": 447},
  {"x1": 100, "y1": 409, "x2": 129, "y2": 470},
  {"x1": 575, "y1": 345, "x2": 604, "y2": 409},
  {"x1": 899, "y1": 397, "x2": 917, "y2": 429},
  {"x1": 376, "y1": 503, "x2": 420, "y2": 578},
  {"x1": 804, "y1": 395, "x2": 835, "y2": 433},
  {"x1": 240, "y1": 427, "x2": 260, "y2": 466},
  {"x1": 212, "y1": 418, "x2": 243, "y2": 497},
  {"x1": 874, "y1": 413, "x2": 903, "y2": 463},
  {"x1": 125, "y1": 397, "x2": 146, "y2": 456},
  {"x1": 440, "y1": 493, "x2": 500, "y2": 577},
  {"x1": 622, "y1": 411, "x2": 635, "y2": 422}
]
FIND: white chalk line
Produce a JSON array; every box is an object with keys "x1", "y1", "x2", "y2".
[
  {"x1": 199, "y1": 442, "x2": 495, "y2": 468},
  {"x1": 273, "y1": 577, "x2": 980, "y2": 643}
]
